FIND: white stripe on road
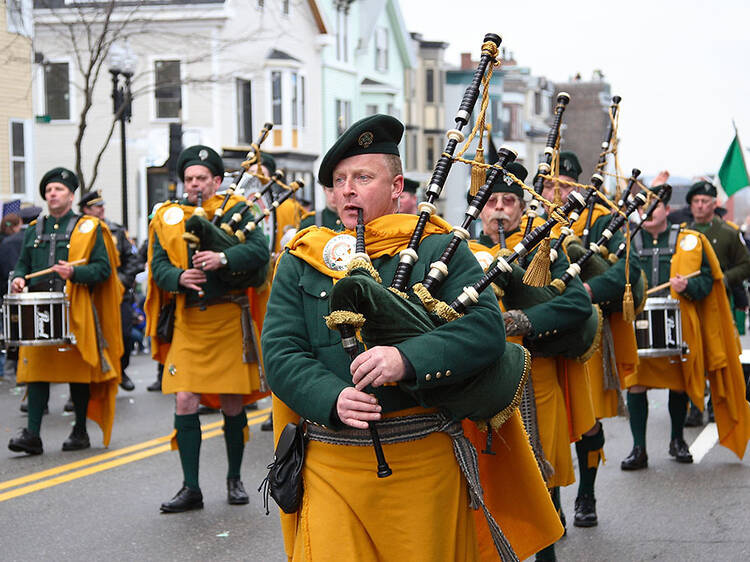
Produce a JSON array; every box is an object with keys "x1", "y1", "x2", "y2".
[{"x1": 689, "y1": 422, "x2": 718, "y2": 463}]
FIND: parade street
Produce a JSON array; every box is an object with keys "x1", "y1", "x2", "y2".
[{"x1": 1, "y1": 351, "x2": 748, "y2": 562}]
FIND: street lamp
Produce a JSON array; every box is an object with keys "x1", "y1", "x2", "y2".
[{"x1": 108, "y1": 42, "x2": 137, "y2": 230}]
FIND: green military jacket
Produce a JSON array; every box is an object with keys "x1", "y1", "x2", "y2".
[
  {"x1": 689, "y1": 216, "x2": 750, "y2": 288},
  {"x1": 13, "y1": 209, "x2": 110, "y2": 291},
  {"x1": 261, "y1": 231, "x2": 505, "y2": 428},
  {"x1": 476, "y1": 230, "x2": 592, "y2": 343},
  {"x1": 580, "y1": 209, "x2": 643, "y2": 306},
  {"x1": 150, "y1": 198, "x2": 270, "y2": 305},
  {"x1": 634, "y1": 222, "x2": 712, "y2": 300},
  {"x1": 299, "y1": 207, "x2": 343, "y2": 231}
]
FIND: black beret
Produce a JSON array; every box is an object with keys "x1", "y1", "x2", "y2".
[
  {"x1": 318, "y1": 114, "x2": 404, "y2": 187},
  {"x1": 79, "y1": 189, "x2": 104, "y2": 209},
  {"x1": 648, "y1": 184, "x2": 671, "y2": 206},
  {"x1": 467, "y1": 162, "x2": 528, "y2": 204},
  {"x1": 261, "y1": 153, "x2": 276, "y2": 176},
  {"x1": 39, "y1": 167, "x2": 78, "y2": 199},
  {"x1": 403, "y1": 178, "x2": 419, "y2": 194},
  {"x1": 559, "y1": 151, "x2": 582, "y2": 181},
  {"x1": 177, "y1": 145, "x2": 224, "y2": 181},
  {"x1": 686, "y1": 180, "x2": 717, "y2": 203}
]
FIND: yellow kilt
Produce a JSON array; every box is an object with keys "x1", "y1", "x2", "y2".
[
  {"x1": 162, "y1": 302, "x2": 264, "y2": 396},
  {"x1": 624, "y1": 356, "x2": 687, "y2": 393},
  {"x1": 584, "y1": 348, "x2": 620, "y2": 419},
  {"x1": 293, "y1": 427, "x2": 478, "y2": 561},
  {"x1": 532, "y1": 357, "x2": 575, "y2": 488}
]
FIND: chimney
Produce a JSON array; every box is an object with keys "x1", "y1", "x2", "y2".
[{"x1": 461, "y1": 52, "x2": 473, "y2": 70}]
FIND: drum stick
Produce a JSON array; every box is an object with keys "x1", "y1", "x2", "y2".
[
  {"x1": 645, "y1": 270, "x2": 701, "y2": 296},
  {"x1": 25, "y1": 259, "x2": 87, "y2": 280}
]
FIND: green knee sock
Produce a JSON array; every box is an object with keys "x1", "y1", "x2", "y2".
[
  {"x1": 69, "y1": 383, "x2": 89, "y2": 433},
  {"x1": 669, "y1": 391, "x2": 688, "y2": 440},
  {"x1": 575, "y1": 424, "x2": 605, "y2": 498},
  {"x1": 27, "y1": 382, "x2": 50, "y2": 436},
  {"x1": 627, "y1": 391, "x2": 648, "y2": 449},
  {"x1": 223, "y1": 411, "x2": 247, "y2": 480},
  {"x1": 175, "y1": 413, "x2": 202, "y2": 490}
]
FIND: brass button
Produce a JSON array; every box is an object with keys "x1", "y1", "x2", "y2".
[
  {"x1": 436, "y1": 371, "x2": 442, "y2": 379},
  {"x1": 553, "y1": 329, "x2": 558, "y2": 335},
  {"x1": 445, "y1": 370, "x2": 452, "y2": 377},
  {"x1": 320, "y1": 291, "x2": 327, "y2": 298},
  {"x1": 425, "y1": 374, "x2": 432, "y2": 381},
  {"x1": 53, "y1": 223, "x2": 59, "y2": 230}
]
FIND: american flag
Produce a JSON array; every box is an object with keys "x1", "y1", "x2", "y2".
[{"x1": 1, "y1": 199, "x2": 21, "y2": 217}]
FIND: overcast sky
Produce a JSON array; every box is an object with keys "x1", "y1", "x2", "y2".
[{"x1": 400, "y1": 0, "x2": 750, "y2": 180}]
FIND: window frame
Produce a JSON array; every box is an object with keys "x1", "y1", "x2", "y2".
[
  {"x1": 8, "y1": 119, "x2": 33, "y2": 198},
  {"x1": 44, "y1": 61, "x2": 72, "y2": 122},
  {"x1": 152, "y1": 58, "x2": 184, "y2": 122}
]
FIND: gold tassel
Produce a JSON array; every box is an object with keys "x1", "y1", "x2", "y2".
[
  {"x1": 522, "y1": 237, "x2": 552, "y2": 287},
  {"x1": 622, "y1": 283, "x2": 635, "y2": 323},
  {"x1": 470, "y1": 145, "x2": 486, "y2": 197}
]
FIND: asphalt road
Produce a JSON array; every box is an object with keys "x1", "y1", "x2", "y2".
[{"x1": 1, "y1": 351, "x2": 748, "y2": 561}]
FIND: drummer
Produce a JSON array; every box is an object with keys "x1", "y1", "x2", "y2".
[
  {"x1": 8, "y1": 168, "x2": 123, "y2": 455},
  {"x1": 622, "y1": 182, "x2": 715, "y2": 467}
]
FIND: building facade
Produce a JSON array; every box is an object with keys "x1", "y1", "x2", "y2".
[
  {"x1": 1, "y1": 0, "x2": 34, "y2": 203},
  {"x1": 32, "y1": 0, "x2": 327, "y2": 240}
]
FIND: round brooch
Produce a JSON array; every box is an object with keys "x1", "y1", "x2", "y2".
[
  {"x1": 163, "y1": 206, "x2": 185, "y2": 226},
  {"x1": 323, "y1": 234, "x2": 356, "y2": 271}
]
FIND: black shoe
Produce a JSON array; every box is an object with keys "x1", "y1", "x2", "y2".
[
  {"x1": 8, "y1": 428, "x2": 43, "y2": 455},
  {"x1": 62, "y1": 428, "x2": 90, "y2": 451},
  {"x1": 160, "y1": 486, "x2": 204, "y2": 513},
  {"x1": 684, "y1": 406, "x2": 704, "y2": 427},
  {"x1": 573, "y1": 494, "x2": 598, "y2": 527},
  {"x1": 621, "y1": 446, "x2": 648, "y2": 470},
  {"x1": 146, "y1": 378, "x2": 162, "y2": 392},
  {"x1": 244, "y1": 402, "x2": 258, "y2": 411},
  {"x1": 260, "y1": 413, "x2": 273, "y2": 432},
  {"x1": 668, "y1": 438, "x2": 694, "y2": 463},
  {"x1": 19, "y1": 401, "x2": 48, "y2": 415},
  {"x1": 64, "y1": 397, "x2": 74, "y2": 412},
  {"x1": 119, "y1": 372, "x2": 135, "y2": 391},
  {"x1": 707, "y1": 401, "x2": 715, "y2": 423},
  {"x1": 197, "y1": 405, "x2": 219, "y2": 415},
  {"x1": 227, "y1": 477, "x2": 249, "y2": 505}
]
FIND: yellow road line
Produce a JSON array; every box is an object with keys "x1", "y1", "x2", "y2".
[{"x1": 0, "y1": 408, "x2": 270, "y2": 501}]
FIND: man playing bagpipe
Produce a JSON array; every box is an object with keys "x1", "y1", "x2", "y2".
[
  {"x1": 8, "y1": 168, "x2": 123, "y2": 455},
  {"x1": 145, "y1": 145, "x2": 270, "y2": 512},
  {"x1": 261, "y1": 114, "x2": 562, "y2": 561},
  {"x1": 469, "y1": 162, "x2": 599, "y2": 561},
  {"x1": 622, "y1": 185, "x2": 750, "y2": 468},
  {"x1": 541, "y1": 151, "x2": 644, "y2": 529}
]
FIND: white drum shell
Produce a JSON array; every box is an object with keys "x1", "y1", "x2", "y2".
[
  {"x1": 2, "y1": 292, "x2": 73, "y2": 346},
  {"x1": 634, "y1": 297, "x2": 683, "y2": 358}
]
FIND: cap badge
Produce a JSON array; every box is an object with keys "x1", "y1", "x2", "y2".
[
  {"x1": 198, "y1": 149, "x2": 209, "y2": 161},
  {"x1": 358, "y1": 132, "x2": 374, "y2": 148},
  {"x1": 61, "y1": 171, "x2": 69, "y2": 179}
]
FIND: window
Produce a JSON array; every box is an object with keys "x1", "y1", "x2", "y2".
[
  {"x1": 237, "y1": 79, "x2": 253, "y2": 144},
  {"x1": 366, "y1": 104, "x2": 378, "y2": 116},
  {"x1": 439, "y1": 70, "x2": 444, "y2": 103},
  {"x1": 271, "y1": 71, "x2": 283, "y2": 125},
  {"x1": 426, "y1": 136, "x2": 435, "y2": 167},
  {"x1": 374, "y1": 27, "x2": 388, "y2": 72},
  {"x1": 534, "y1": 91, "x2": 542, "y2": 115},
  {"x1": 405, "y1": 132, "x2": 417, "y2": 170},
  {"x1": 44, "y1": 62, "x2": 70, "y2": 121},
  {"x1": 335, "y1": 99, "x2": 351, "y2": 136},
  {"x1": 336, "y1": 6, "x2": 349, "y2": 62},
  {"x1": 282, "y1": 0, "x2": 290, "y2": 15},
  {"x1": 425, "y1": 69, "x2": 434, "y2": 103},
  {"x1": 154, "y1": 60, "x2": 181, "y2": 119},
  {"x1": 10, "y1": 120, "x2": 29, "y2": 195},
  {"x1": 291, "y1": 72, "x2": 298, "y2": 127},
  {"x1": 502, "y1": 106, "x2": 511, "y2": 140},
  {"x1": 300, "y1": 76, "x2": 306, "y2": 128},
  {"x1": 6, "y1": 0, "x2": 29, "y2": 36},
  {"x1": 387, "y1": 103, "x2": 397, "y2": 118},
  {"x1": 256, "y1": 0, "x2": 264, "y2": 8},
  {"x1": 491, "y1": 98, "x2": 502, "y2": 133}
]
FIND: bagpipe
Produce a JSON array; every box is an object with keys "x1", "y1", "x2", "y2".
[{"x1": 323, "y1": 34, "x2": 590, "y2": 481}]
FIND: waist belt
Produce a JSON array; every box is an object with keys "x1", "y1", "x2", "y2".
[{"x1": 307, "y1": 413, "x2": 518, "y2": 562}]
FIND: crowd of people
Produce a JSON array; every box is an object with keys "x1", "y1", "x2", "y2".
[{"x1": 3, "y1": 110, "x2": 750, "y2": 561}]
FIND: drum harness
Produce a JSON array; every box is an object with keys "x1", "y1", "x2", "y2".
[
  {"x1": 33, "y1": 214, "x2": 80, "y2": 292},
  {"x1": 633, "y1": 224, "x2": 681, "y2": 293}
]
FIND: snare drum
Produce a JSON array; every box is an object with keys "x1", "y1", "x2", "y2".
[
  {"x1": 2, "y1": 292, "x2": 73, "y2": 346},
  {"x1": 634, "y1": 297, "x2": 683, "y2": 358}
]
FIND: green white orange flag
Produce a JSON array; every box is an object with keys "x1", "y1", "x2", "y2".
[{"x1": 718, "y1": 129, "x2": 749, "y2": 197}]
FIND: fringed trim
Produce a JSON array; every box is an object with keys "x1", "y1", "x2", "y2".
[
  {"x1": 488, "y1": 345, "x2": 531, "y2": 431},
  {"x1": 577, "y1": 305, "x2": 603, "y2": 363},
  {"x1": 496, "y1": 248, "x2": 514, "y2": 258},
  {"x1": 491, "y1": 283, "x2": 504, "y2": 300},
  {"x1": 388, "y1": 287, "x2": 409, "y2": 299},
  {"x1": 522, "y1": 238, "x2": 551, "y2": 287},
  {"x1": 324, "y1": 310, "x2": 366, "y2": 331},
  {"x1": 599, "y1": 246, "x2": 610, "y2": 260},
  {"x1": 412, "y1": 282, "x2": 462, "y2": 322},
  {"x1": 550, "y1": 278, "x2": 566, "y2": 294},
  {"x1": 347, "y1": 258, "x2": 382, "y2": 283},
  {"x1": 182, "y1": 232, "x2": 200, "y2": 246}
]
